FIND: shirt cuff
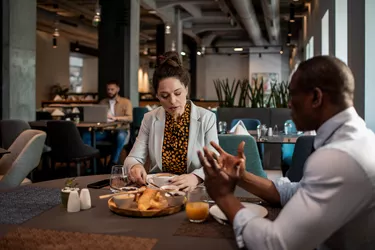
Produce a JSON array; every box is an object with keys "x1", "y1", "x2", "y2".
[
  {"x1": 272, "y1": 177, "x2": 300, "y2": 206},
  {"x1": 233, "y1": 208, "x2": 258, "y2": 249}
]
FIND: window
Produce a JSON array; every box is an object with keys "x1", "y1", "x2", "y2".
[
  {"x1": 322, "y1": 10, "x2": 329, "y2": 55},
  {"x1": 309, "y1": 36, "x2": 314, "y2": 59},
  {"x1": 335, "y1": 0, "x2": 348, "y2": 64},
  {"x1": 69, "y1": 56, "x2": 83, "y2": 92}
]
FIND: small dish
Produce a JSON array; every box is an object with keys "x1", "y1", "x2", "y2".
[
  {"x1": 160, "y1": 185, "x2": 179, "y2": 192},
  {"x1": 153, "y1": 174, "x2": 175, "y2": 187},
  {"x1": 165, "y1": 191, "x2": 186, "y2": 207},
  {"x1": 112, "y1": 194, "x2": 135, "y2": 209}
]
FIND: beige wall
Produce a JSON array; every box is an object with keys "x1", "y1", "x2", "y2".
[{"x1": 36, "y1": 30, "x2": 70, "y2": 108}]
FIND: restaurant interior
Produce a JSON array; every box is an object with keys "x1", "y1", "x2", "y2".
[{"x1": 0, "y1": 0, "x2": 373, "y2": 249}]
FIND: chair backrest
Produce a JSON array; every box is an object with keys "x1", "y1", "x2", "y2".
[
  {"x1": 218, "y1": 134, "x2": 267, "y2": 178},
  {"x1": 230, "y1": 119, "x2": 261, "y2": 130},
  {"x1": 133, "y1": 107, "x2": 149, "y2": 129},
  {"x1": 286, "y1": 136, "x2": 315, "y2": 182},
  {"x1": 47, "y1": 120, "x2": 88, "y2": 160},
  {"x1": 0, "y1": 119, "x2": 31, "y2": 149},
  {"x1": 0, "y1": 130, "x2": 46, "y2": 189},
  {"x1": 285, "y1": 119, "x2": 297, "y2": 134}
]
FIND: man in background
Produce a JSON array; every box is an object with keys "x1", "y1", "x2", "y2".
[{"x1": 83, "y1": 80, "x2": 132, "y2": 166}]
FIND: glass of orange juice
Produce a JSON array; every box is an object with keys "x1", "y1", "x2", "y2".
[{"x1": 185, "y1": 186, "x2": 209, "y2": 223}]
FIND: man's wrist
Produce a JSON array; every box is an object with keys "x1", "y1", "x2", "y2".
[{"x1": 215, "y1": 194, "x2": 244, "y2": 224}]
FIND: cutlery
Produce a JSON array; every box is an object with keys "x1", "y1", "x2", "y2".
[
  {"x1": 212, "y1": 215, "x2": 227, "y2": 225},
  {"x1": 99, "y1": 186, "x2": 146, "y2": 199}
]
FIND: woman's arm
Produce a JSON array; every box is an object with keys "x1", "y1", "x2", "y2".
[{"x1": 124, "y1": 114, "x2": 150, "y2": 172}]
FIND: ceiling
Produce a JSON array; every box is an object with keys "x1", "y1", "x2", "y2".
[{"x1": 36, "y1": 0, "x2": 308, "y2": 55}]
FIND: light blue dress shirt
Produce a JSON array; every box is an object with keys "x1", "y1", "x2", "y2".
[{"x1": 233, "y1": 107, "x2": 375, "y2": 250}]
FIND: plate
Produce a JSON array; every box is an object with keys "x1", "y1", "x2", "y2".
[
  {"x1": 146, "y1": 174, "x2": 177, "y2": 187},
  {"x1": 209, "y1": 202, "x2": 268, "y2": 221},
  {"x1": 108, "y1": 197, "x2": 183, "y2": 217}
]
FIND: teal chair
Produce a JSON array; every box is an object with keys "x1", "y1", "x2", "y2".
[
  {"x1": 281, "y1": 119, "x2": 297, "y2": 176},
  {"x1": 218, "y1": 134, "x2": 267, "y2": 178}
]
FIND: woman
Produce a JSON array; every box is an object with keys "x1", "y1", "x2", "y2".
[{"x1": 125, "y1": 51, "x2": 218, "y2": 191}]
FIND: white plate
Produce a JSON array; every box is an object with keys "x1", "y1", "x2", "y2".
[
  {"x1": 209, "y1": 202, "x2": 268, "y2": 221},
  {"x1": 146, "y1": 174, "x2": 177, "y2": 187}
]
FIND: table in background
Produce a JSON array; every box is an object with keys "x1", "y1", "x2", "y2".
[{"x1": 0, "y1": 175, "x2": 280, "y2": 250}]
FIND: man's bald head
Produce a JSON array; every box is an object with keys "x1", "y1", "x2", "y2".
[
  {"x1": 293, "y1": 56, "x2": 355, "y2": 107},
  {"x1": 289, "y1": 56, "x2": 355, "y2": 131}
]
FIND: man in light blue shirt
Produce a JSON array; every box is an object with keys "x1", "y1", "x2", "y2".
[{"x1": 198, "y1": 56, "x2": 375, "y2": 250}]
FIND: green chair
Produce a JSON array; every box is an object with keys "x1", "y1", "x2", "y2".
[
  {"x1": 281, "y1": 119, "x2": 298, "y2": 175},
  {"x1": 218, "y1": 134, "x2": 267, "y2": 178}
]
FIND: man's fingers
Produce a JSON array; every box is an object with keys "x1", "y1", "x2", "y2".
[
  {"x1": 204, "y1": 147, "x2": 222, "y2": 172},
  {"x1": 210, "y1": 141, "x2": 225, "y2": 155},
  {"x1": 237, "y1": 141, "x2": 246, "y2": 159},
  {"x1": 198, "y1": 150, "x2": 215, "y2": 176}
]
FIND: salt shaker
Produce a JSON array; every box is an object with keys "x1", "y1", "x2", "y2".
[
  {"x1": 268, "y1": 127, "x2": 273, "y2": 136},
  {"x1": 67, "y1": 190, "x2": 80, "y2": 212},
  {"x1": 80, "y1": 188, "x2": 91, "y2": 210}
]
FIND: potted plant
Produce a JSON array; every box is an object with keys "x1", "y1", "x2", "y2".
[{"x1": 61, "y1": 177, "x2": 79, "y2": 208}]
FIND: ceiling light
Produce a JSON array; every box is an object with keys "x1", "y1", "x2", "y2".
[
  {"x1": 181, "y1": 51, "x2": 186, "y2": 56},
  {"x1": 201, "y1": 46, "x2": 206, "y2": 55},
  {"x1": 289, "y1": 4, "x2": 295, "y2": 23},
  {"x1": 52, "y1": 37, "x2": 57, "y2": 49},
  {"x1": 197, "y1": 51, "x2": 202, "y2": 56},
  {"x1": 165, "y1": 25, "x2": 171, "y2": 34},
  {"x1": 234, "y1": 47, "x2": 243, "y2": 51},
  {"x1": 143, "y1": 46, "x2": 148, "y2": 55},
  {"x1": 148, "y1": 10, "x2": 157, "y2": 14},
  {"x1": 280, "y1": 48, "x2": 284, "y2": 54},
  {"x1": 75, "y1": 41, "x2": 80, "y2": 51},
  {"x1": 53, "y1": 28, "x2": 60, "y2": 37},
  {"x1": 92, "y1": 1, "x2": 101, "y2": 27}
]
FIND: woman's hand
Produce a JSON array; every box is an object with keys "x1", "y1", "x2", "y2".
[
  {"x1": 170, "y1": 174, "x2": 201, "y2": 192},
  {"x1": 128, "y1": 164, "x2": 147, "y2": 185}
]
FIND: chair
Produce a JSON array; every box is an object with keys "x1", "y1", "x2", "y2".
[
  {"x1": 0, "y1": 130, "x2": 46, "y2": 189},
  {"x1": 47, "y1": 121, "x2": 100, "y2": 176},
  {"x1": 126, "y1": 107, "x2": 149, "y2": 152},
  {"x1": 286, "y1": 136, "x2": 315, "y2": 182},
  {"x1": 218, "y1": 134, "x2": 267, "y2": 178},
  {"x1": 281, "y1": 119, "x2": 298, "y2": 176},
  {"x1": 0, "y1": 119, "x2": 31, "y2": 149},
  {"x1": 230, "y1": 118, "x2": 264, "y2": 162}
]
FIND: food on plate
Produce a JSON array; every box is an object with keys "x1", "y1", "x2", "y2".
[
  {"x1": 165, "y1": 191, "x2": 186, "y2": 207},
  {"x1": 137, "y1": 188, "x2": 168, "y2": 211},
  {"x1": 160, "y1": 184, "x2": 179, "y2": 192}
]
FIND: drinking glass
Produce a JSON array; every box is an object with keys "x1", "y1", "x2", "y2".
[
  {"x1": 109, "y1": 165, "x2": 128, "y2": 193},
  {"x1": 218, "y1": 121, "x2": 227, "y2": 134},
  {"x1": 185, "y1": 186, "x2": 209, "y2": 223},
  {"x1": 273, "y1": 125, "x2": 279, "y2": 137}
]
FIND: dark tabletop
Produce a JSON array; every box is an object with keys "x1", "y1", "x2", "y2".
[{"x1": 0, "y1": 175, "x2": 281, "y2": 250}]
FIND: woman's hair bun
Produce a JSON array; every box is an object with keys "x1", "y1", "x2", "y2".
[{"x1": 157, "y1": 51, "x2": 182, "y2": 68}]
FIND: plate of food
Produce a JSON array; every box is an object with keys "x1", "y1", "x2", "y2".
[{"x1": 108, "y1": 187, "x2": 185, "y2": 217}]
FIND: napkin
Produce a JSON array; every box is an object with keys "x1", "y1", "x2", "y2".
[
  {"x1": 72, "y1": 107, "x2": 80, "y2": 114},
  {"x1": 84, "y1": 95, "x2": 94, "y2": 100},
  {"x1": 53, "y1": 95, "x2": 62, "y2": 101},
  {"x1": 304, "y1": 130, "x2": 317, "y2": 135},
  {"x1": 51, "y1": 109, "x2": 65, "y2": 117},
  {"x1": 230, "y1": 120, "x2": 251, "y2": 136}
]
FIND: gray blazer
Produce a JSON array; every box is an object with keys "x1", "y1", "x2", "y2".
[{"x1": 124, "y1": 102, "x2": 218, "y2": 180}]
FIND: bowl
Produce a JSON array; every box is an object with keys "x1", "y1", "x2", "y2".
[
  {"x1": 112, "y1": 194, "x2": 135, "y2": 209},
  {"x1": 152, "y1": 173, "x2": 174, "y2": 187},
  {"x1": 160, "y1": 185, "x2": 179, "y2": 192},
  {"x1": 165, "y1": 191, "x2": 186, "y2": 207}
]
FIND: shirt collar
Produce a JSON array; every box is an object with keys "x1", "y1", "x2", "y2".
[{"x1": 314, "y1": 107, "x2": 358, "y2": 149}]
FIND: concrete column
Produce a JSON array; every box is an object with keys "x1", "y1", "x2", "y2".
[
  {"x1": 348, "y1": 0, "x2": 365, "y2": 119},
  {"x1": 175, "y1": 9, "x2": 183, "y2": 58},
  {"x1": 98, "y1": 0, "x2": 140, "y2": 107},
  {"x1": 1, "y1": 0, "x2": 36, "y2": 120}
]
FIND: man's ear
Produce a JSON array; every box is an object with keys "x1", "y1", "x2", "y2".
[{"x1": 312, "y1": 87, "x2": 323, "y2": 108}]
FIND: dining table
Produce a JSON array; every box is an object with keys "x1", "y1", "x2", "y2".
[{"x1": 0, "y1": 175, "x2": 281, "y2": 250}]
